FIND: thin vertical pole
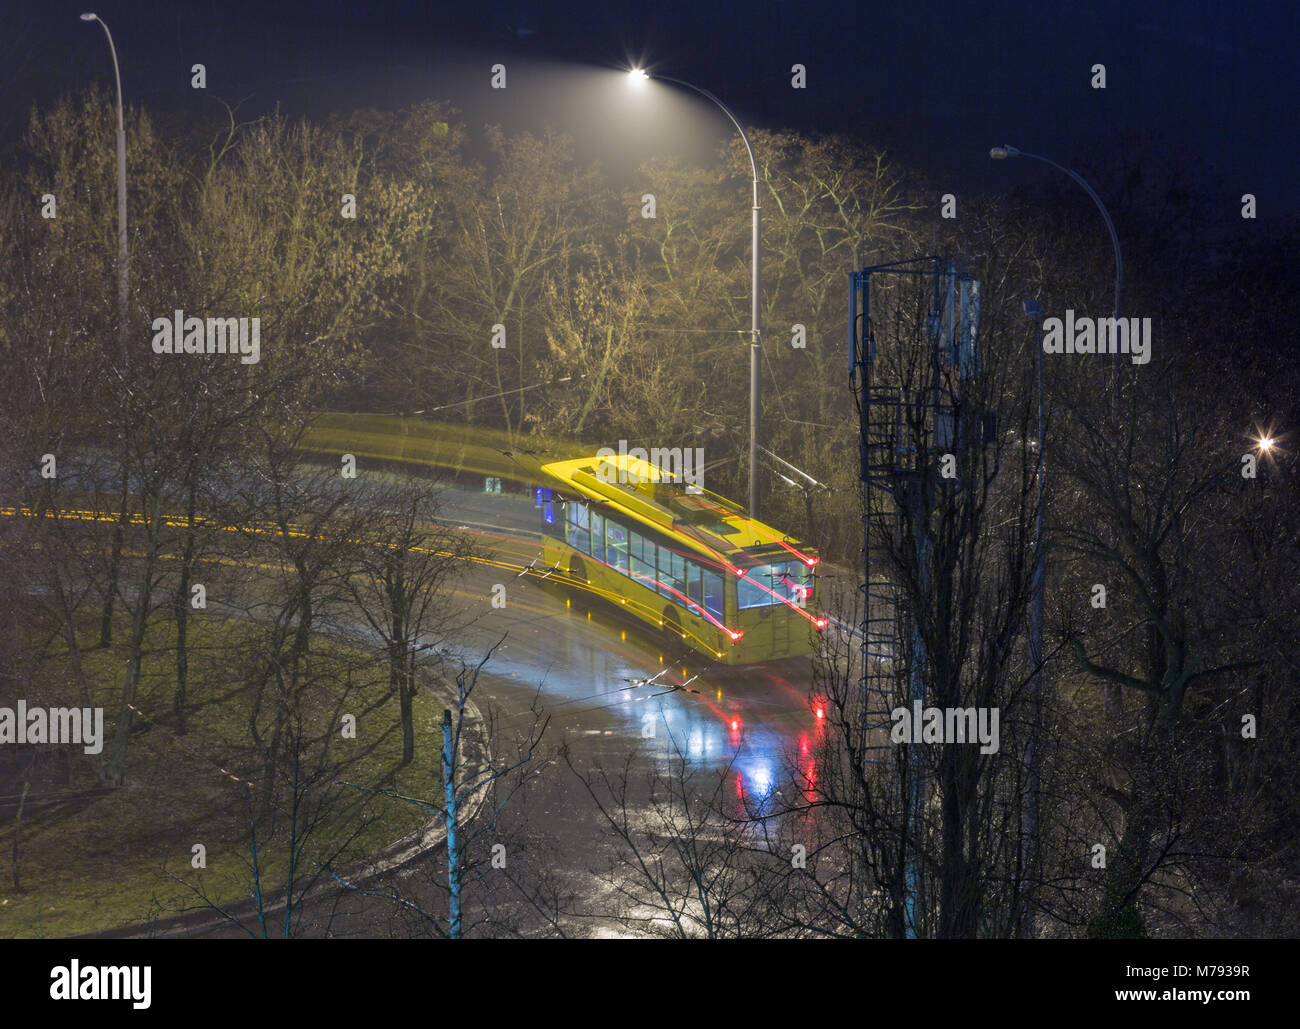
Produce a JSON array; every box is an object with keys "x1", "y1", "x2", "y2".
[
  {"x1": 441, "y1": 708, "x2": 461, "y2": 939},
  {"x1": 1024, "y1": 314, "x2": 1046, "y2": 936},
  {"x1": 749, "y1": 187, "x2": 762, "y2": 518}
]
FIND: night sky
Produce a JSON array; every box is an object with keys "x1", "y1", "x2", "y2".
[{"x1": 6, "y1": 0, "x2": 1296, "y2": 236}]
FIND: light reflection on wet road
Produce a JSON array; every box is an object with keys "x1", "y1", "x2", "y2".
[{"x1": 433, "y1": 481, "x2": 830, "y2": 816}]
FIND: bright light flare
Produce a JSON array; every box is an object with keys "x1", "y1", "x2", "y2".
[
  {"x1": 1258, "y1": 436, "x2": 1275, "y2": 452},
  {"x1": 627, "y1": 68, "x2": 649, "y2": 87}
]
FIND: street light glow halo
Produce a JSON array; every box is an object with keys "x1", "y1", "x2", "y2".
[{"x1": 627, "y1": 67, "x2": 649, "y2": 86}]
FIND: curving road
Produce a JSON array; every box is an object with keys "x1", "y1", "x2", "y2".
[{"x1": 432, "y1": 478, "x2": 832, "y2": 807}]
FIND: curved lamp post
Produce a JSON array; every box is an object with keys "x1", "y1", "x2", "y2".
[
  {"x1": 991, "y1": 144, "x2": 1122, "y2": 394},
  {"x1": 81, "y1": 12, "x2": 129, "y2": 346},
  {"x1": 631, "y1": 69, "x2": 762, "y2": 518}
]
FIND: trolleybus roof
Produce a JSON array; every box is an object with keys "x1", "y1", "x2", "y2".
[{"x1": 540, "y1": 453, "x2": 818, "y2": 573}]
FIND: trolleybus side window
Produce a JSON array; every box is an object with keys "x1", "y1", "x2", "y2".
[
  {"x1": 606, "y1": 520, "x2": 629, "y2": 573},
  {"x1": 565, "y1": 502, "x2": 591, "y2": 555},
  {"x1": 687, "y1": 563, "x2": 703, "y2": 610},
  {"x1": 658, "y1": 545, "x2": 686, "y2": 602},
  {"x1": 629, "y1": 530, "x2": 655, "y2": 587},
  {"x1": 652, "y1": 543, "x2": 666, "y2": 596},
  {"x1": 702, "y1": 568, "x2": 724, "y2": 622},
  {"x1": 590, "y1": 511, "x2": 605, "y2": 563}
]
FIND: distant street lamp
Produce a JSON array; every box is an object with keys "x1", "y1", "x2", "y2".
[
  {"x1": 81, "y1": 12, "x2": 129, "y2": 350},
  {"x1": 630, "y1": 68, "x2": 763, "y2": 518},
  {"x1": 991, "y1": 144, "x2": 1122, "y2": 394},
  {"x1": 1022, "y1": 296, "x2": 1046, "y2": 936}
]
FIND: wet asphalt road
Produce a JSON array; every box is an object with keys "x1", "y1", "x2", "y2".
[
  {"x1": 435, "y1": 482, "x2": 829, "y2": 798},
  {"x1": 161, "y1": 479, "x2": 838, "y2": 937}
]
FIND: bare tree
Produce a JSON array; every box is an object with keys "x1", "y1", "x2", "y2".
[
  {"x1": 166, "y1": 704, "x2": 384, "y2": 939},
  {"x1": 562, "y1": 729, "x2": 793, "y2": 939},
  {"x1": 1052, "y1": 373, "x2": 1263, "y2": 936},
  {"x1": 346, "y1": 478, "x2": 479, "y2": 765},
  {"x1": 334, "y1": 639, "x2": 554, "y2": 938}
]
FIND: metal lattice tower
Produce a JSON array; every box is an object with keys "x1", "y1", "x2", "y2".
[{"x1": 848, "y1": 256, "x2": 981, "y2": 938}]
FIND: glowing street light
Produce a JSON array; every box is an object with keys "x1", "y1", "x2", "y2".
[
  {"x1": 627, "y1": 67, "x2": 764, "y2": 519},
  {"x1": 1258, "y1": 436, "x2": 1275, "y2": 452}
]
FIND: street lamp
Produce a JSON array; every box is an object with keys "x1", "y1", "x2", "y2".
[
  {"x1": 991, "y1": 144, "x2": 1122, "y2": 393},
  {"x1": 81, "y1": 12, "x2": 129, "y2": 352},
  {"x1": 1021, "y1": 296, "x2": 1046, "y2": 936},
  {"x1": 629, "y1": 68, "x2": 763, "y2": 518}
]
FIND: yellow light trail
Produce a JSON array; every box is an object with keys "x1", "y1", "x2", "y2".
[{"x1": 2, "y1": 505, "x2": 723, "y2": 655}]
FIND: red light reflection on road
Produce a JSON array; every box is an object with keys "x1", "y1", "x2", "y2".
[{"x1": 798, "y1": 731, "x2": 818, "y2": 804}]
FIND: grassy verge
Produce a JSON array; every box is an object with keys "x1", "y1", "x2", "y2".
[{"x1": 0, "y1": 610, "x2": 443, "y2": 938}]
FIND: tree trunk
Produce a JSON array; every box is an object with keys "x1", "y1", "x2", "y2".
[
  {"x1": 174, "y1": 479, "x2": 198, "y2": 735},
  {"x1": 388, "y1": 596, "x2": 414, "y2": 765},
  {"x1": 107, "y1": 492, "x2": 166, "y2": 786},
  {"x1": 99, "y1": 463, "x2": 130, "y2": 648},
  {"x1": 12, "y1": 775, "x2": 31, "y2": 892},
  {"x1": 1089, "y1": 788, "x2": 1158, "y2": 938},
  {"x1": 106, "y1": 580, "x2": 153, "y2": 786},
  {"x1": 938, "y1": 750, "x2": 982, "y2": 938},
  {"x1": 400, "y1": 657, "x2": 415, "y2": 766}
]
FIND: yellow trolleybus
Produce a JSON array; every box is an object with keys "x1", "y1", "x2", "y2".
[{"x1": 537, "y1": 451, "x2": 825, "y2": 664}]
